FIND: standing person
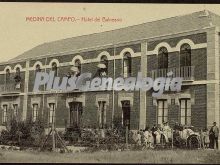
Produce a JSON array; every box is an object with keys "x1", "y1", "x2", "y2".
[
  {"x1": 212, "y1": 122, "x2": 219, "y2": 149},
  {"x1": 143, "y1": 128, "x2": 150, "y2": 148},
  {"x1": 151, "y1": 124, "x2": 157, "y2": 145},
  {"x1": 209, "y1": 126, "x2": 214, "y2": 149},
  {"x1": 163, "y1": 122, "x2": 172, "y2": 143},
  {"x1": 203, "y1": 128, "x2": 210, "y2": 149},
  {"x1": 156, "y1": 126, "x2": 162, "y2": 144},
  {"x1": 136, "y1": 131, "x2": 142, "y2": 146}
]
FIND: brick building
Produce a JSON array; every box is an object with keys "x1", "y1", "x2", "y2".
[{"x1": 0, "y1": 10, "x2": 219, "y2": 131}]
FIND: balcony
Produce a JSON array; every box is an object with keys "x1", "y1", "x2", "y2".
[
  {"x1": 149, "y1": 66, "x2": 195, "y2": 81},
  {"x1": 0, "y1": 83, "x2": 21, "y2": 94}
]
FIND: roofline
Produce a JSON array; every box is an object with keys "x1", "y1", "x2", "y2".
[
  {"x1": 5, "y1": 10, "x2": 214, "y2": 63},
  {"x1": 38, "y1": 9, "x2": 219, "y2": 49},
  {"x1": 1, "y1": 25, "x2": 214, "y2": 66},
  {"x1": 33, "y1": 10, "x2": 210, "y2": 44}
]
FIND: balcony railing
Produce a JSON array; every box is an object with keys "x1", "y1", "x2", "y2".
[
  {"x1": 0, "y1": 83, "x2": 21, "y2": 94},
  {"x1": 149, "y1": 66, "x2": 195, "y2": 81}
]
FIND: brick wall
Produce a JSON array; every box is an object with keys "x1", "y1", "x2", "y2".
[
  {"x1": 148, "y1": 33, "x2": 207, "y2": 51},
  {"x1": 115, "y1": 44, "x2": 141, "y2": 55},
  {"x1": 145, "y1": 85, "x2": 207, "y2": 129},
  {"x1": 191, "y1": 85, "x2": 207, "y2": 129},
  {"x1": 168, "y1": 52, "x2": 179, "y2": 68},
  {"x1": 191, "y1": 48, "x2": 207, "y2": 80},
  {"x1": 147, "y1": 48, "x2": 207, "y2": 81},
  {"x1": 130, "y1": 91, "x2": 140, "y2": 129},
  {"x1": 29, "y1": 58, "x2": 46, "y2": 67},
  {"x1": 146, "y1": 90, "x2": 157, "y2": 127},
  {"x1": 147, "y1": 55, "x2": 157, "y2": 73}
]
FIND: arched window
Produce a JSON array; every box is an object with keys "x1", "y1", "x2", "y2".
[
  {"x1": 70, "y1": 59, "x2": 81, "y2": 77},
  {"x1": 74, "y1": 59, "x2": 81, "y2": 76},
  {"x1": 52, "y1": 62, "x2": 58, "y2": 76},
  {"x1": 14, "y1": 67, "x2": 21, "y2": 83},
  {"x1": 158, "y1": 47, "x2": 168, "y2": 69},
  {"x1": 98, "y1": 55, "x2": 108, "y2": 76},
  {"x1": 180, "y1": 44, "x2": 191, "y2": 67},
  {"x1": 123, "y1": 52, "x2": 132, "y2": 77},
  {"x1": 5, "y1": 69, "x2": 10, "y2": 83},
  {"x1": 35, "y1": 64, "x2": 41, "y2": 72},
  {"x1": 15, "y1": 67, "x2": 20, "y2": 76}
]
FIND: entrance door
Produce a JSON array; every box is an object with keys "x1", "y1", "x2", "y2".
[
  {"x1": 121, "y1": 100, "x2": 131, "y2": 129},
  {"x1": 69, "y1": 102, "x2": 83, "y2": 128}
]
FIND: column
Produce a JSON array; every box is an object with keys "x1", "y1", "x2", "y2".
[
  {"x1": 139, "y1": 41, "x2": 147, "y2": 129},
  {"x1": 206, "y1": 27, "x2": 220, "y2": 128},
  {"x1": 22, "y1": 60, "x2": 29, "y2": 120}
]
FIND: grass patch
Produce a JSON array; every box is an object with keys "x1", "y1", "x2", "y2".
[{"x1": 0, "y1": 149, "x2": 219, "y2": 163}]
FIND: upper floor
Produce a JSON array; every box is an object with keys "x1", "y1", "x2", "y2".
[{"x1": 0, "y1": 10, "x2": 219, "y2": 95}]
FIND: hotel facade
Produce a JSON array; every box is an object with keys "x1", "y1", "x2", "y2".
[{"x1": 0, "y1": 10, "x2": 220, "y2": 131}]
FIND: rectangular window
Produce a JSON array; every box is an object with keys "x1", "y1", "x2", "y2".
[
  {"x1": 2, "y1": 105, "x2": 8, "y2": 123},
  {"x1": 69, "y1": 102, "x2": 83, "y2": 127},
  {"x1": 180, "y1": 99, "x2": 191, "y2": 125},
  {"x1": 49, "y1": 103, "x2": 55, "y2": 124},
  {"x1": 157, "y1": 100, "x2": 168, "y2": 125},
  {"x1": 13, "y1": 104, "x2": 18, "y2": 118},
  {"x1": 33, "y1": 103, "x2": 38, "y2": 122},
  {"x1": 98, "y1": 101, "x2": 106, "y2": 128}
]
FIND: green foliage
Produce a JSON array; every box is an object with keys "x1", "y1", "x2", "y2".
[{"x1": 0, "y1": 118, "x2": 45, "y2": 148}]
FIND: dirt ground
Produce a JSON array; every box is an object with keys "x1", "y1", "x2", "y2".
[{"x1": 0, "y1": 149, "x2": 220, "y2": 163}]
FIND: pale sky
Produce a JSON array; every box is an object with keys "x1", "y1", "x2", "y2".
[{"x1": 0, "y1": 3, "x2": 220, "y2": 62}]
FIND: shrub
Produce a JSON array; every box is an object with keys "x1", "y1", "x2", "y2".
[
  {"x1": 63, "y1": 127, "x2": 81, "y2": 144},
  {"x1": 75, "y1": 128, "x2": 128, "y2": 151},
  {"x1": 0, "y1": 118, "x2": 45, "y2": 148}
]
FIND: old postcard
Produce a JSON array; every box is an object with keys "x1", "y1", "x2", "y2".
[{"x1": 0, "y1": 2, "x2": 219, "y2": 164}]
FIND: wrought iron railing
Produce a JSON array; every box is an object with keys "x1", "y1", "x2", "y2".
[{"x1": 149, "y1": 66, "x2": 195, "y2": 81}]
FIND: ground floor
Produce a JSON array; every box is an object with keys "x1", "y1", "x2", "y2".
[{"x1": 0, "y1": 83, "x2": 219, "y2": 131}]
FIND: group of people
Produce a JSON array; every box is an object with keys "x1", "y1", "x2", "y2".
[
  {"x1": 133, "y1": 121, "x2": 219, "y2": 150},
  {"x1": 134, "y1": 122, "x2": 172, "y2": 149},
  {"x1": 201, "y1": 122, "x2": 219, "y2": 149}
]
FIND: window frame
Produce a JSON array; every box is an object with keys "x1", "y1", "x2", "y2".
[
  {"x1": 32, "y1": 103, "x2": 39, "y2": 122},
  {"x1": 15, "y1": 67, "x2": 20, "y2": 76},
  {"x1": 157, "y1": 99, "x2": 168, "y2": 125},
  {"x1": 13, "y1": 104, "x2": 18, "y2": 118},
  {"x1": 74, "y1": 59, "x2": 81, "y2": 77},
  {"x1": 99, "y1": 55, "x2": 108, "y2": 76},
  {"x1": 51, "y1": 62, "x2": 58, "y2": 76},
  {"x1": 180, "y1": 43, "x2": 191, "y2": 67},
  {"x1": 35, "y1": 64, "x2": 41, "y2": 73},
  {"x1": 5, "y1": 69, "x2": 10, "y2": 84},
  {"x1": 158, "y1": 47, "x2": 168, "y2": 69},
  {"x1": 2, "y1": 104, "x2": 8, "y2": 124},
  {"x1": 179, "y1": 98, "x2": 191, "y2": 126},
  {"x1": 97, "y1": 101, "x2": 106, "y2": 129},
  {"x1": 49, "y1": 103, "x2": 55, "y2": 124},
  {"x1": 123, "y1": 52, "x2": 132, "y2": 78}
]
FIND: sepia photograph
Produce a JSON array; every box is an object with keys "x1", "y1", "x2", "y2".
[{"x1": 0, "y1": 2, "x2": 219, "y2": 163}]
